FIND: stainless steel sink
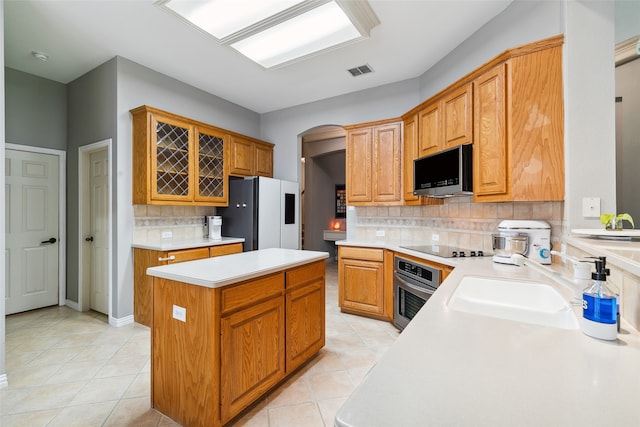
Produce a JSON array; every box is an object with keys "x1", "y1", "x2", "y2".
[{"x1": 447, "y1": 276, "x2": 579, "y2": 329}]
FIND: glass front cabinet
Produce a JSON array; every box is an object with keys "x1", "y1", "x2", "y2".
[{"x1": 131, "y1": 105, "x2": 228, "y2": 206}]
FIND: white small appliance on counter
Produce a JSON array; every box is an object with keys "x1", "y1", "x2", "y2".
[{"x1": 492, "y1": 220, "x2": 552, "y2": 265}]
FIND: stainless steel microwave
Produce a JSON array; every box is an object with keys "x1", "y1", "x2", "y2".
[{"x1": 413, "y1": 144, "x2": 473, "y2": 197}]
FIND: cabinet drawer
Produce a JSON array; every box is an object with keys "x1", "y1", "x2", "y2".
[
  {"x1": 166, "y1": 247, "x2": 210, "y2": 264},
  {"x1": 286, "y1": 260, "x2": 325, "y2": 289},
  {"x1": 209, "y1": 243, "x2": 243, "y2": 258},
  {"x1": 220, "y1": 272, "x2": 284, "y2": 314},
  {"x1": 339, "y1": 246, "x2": 384, "y2": 262}
]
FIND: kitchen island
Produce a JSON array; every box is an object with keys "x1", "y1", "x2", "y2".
[
  {"x1": 334, "y1": 244, "x2": 640, "y2": 427},
  {"x1": 146, "y1": 248, "x2": 329, "y2": 427}
]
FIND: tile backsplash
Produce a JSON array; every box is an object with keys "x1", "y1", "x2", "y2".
[
  {"x1": 352, "y1": 197, "x2": 564, "y2": 253},
  {"x1": 133, "y1": 205, "x2": 215, "y2": 242}
]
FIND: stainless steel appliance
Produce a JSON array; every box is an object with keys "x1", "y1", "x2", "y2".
[
  {"x1": 400, "y1": 244, "x2": 486, "y2": 258},
  {"x1": 413, "y1": 144, "x2": 473, "y2": 197},
  {"x1": 217, "y1": 176, "x2": 299, "y2": 252},
  {"x1": 492, "y1": 220, "x2": 551, "y2": 265},
  {"x1": 393, "y1": 255, "x2": 441, "y2": 330}
]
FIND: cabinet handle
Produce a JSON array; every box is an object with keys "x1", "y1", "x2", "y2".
[{"x1": 158, "y1": 255, "x2": 176, "y2": 262}]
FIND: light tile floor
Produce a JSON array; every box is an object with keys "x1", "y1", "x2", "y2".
[{"x1": 1, "y1": 261, "x2": 400, "y2": 426}]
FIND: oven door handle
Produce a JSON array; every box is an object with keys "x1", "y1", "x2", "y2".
[{"x1": 394, "y1": 274, "x2": 437, "y2": 295}]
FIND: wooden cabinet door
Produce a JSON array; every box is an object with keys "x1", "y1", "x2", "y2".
[
  {"x1": 473, "y1": 64, "x2": 508, "y2": 197},
  {"x1": 285, "y1": 261, "x2": 325, "y2": 373},
  {"x1": 372, "y1": 121, "x2": 402, "y2": 203},
  {"x1": 346, "y1": 127, "x2": 372, "y2": 203},
  {"x1": 339, "y1": 258, "x2": 384, "y2": 315},
  {"x1": 229, "y1": 135, "x2": 254, "y2": 176},
  {"x1": 443, "y1": 83, "x2": 472, "y2": 148},
  {"x1": 167, "y1": 247, "x2": 210, "y2": 264},
  {"x1": 220, "y1": 296, "x2": 285, "y2": 423},
  {"x1": 254, "y1": 142, "x2": 273, "y2": 177},
  {"x1": 403, "y1": 114, "x2": 420, "y2": 204},
  {"x1": 150, "y1": 114, "x2": 195, "y2": 202},
  {"x1": 285, "y1": 278, "x2": 325, "y2": 373},
  {"x1": 418, "y1": 102, "x2": 441, "y2": 157},
  {"x1": 194, "y1": 126, "x2": 227, "y2": 203}
]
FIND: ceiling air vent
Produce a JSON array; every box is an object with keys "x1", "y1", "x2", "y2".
[{"x1": 348, "y1": 64, "x2": 374, "y2": 77}]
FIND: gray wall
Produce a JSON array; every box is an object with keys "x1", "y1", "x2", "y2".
[
  {"x1": 5, "y1": 67, "x2": 67, "y2": 150},
  {"x1": 114, "y1": 57, "x2": 261, "y2": 319},
  {"x1": 305, "y1": 150, "x2": 345, "y2": 259},
  {"x1": 616, "y1": 58, "x2": 640, "y2": 222},
  {"x1": 66, "y1": 58, "x2": 117, "y2": 305},
  {"x1": 1, "y1": 2, "x2": 6, "y2": 385}
]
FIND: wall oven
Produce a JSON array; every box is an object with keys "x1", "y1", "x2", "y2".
[{"x1": 393, "y1": 255, "x2": 441, "y2": 330}]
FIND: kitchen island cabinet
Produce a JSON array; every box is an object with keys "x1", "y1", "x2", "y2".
[{"x1": 146, "y1": 248, "x2": 328, "y2": 427}]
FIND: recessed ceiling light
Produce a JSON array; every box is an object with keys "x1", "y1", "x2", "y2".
[
  {"x1": 157, "y1": 0, "x2": 380, "y2": 69},
  {"x1": 31, "y1": 51, "x2": 49, "y2": 62}
]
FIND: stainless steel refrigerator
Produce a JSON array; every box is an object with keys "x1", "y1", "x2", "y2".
[{"x1": 217, "y1": 176, "x2": 300, "y2": 252}]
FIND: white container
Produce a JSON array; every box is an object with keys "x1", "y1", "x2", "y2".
[{"x1": 209, "y1": 215, "x2": 222, "y2": 240}]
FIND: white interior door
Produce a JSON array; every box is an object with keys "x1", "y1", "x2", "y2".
[
  {"x1": 5, "y1": 149, "x2": 59, "y2": 315},
  {"x1": 89, "y1": 149, "x2": 109, "y2": 314}
]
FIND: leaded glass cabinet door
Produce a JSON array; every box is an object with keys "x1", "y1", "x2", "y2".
[
  {"x1": 195, "y1": 127, "x2": 227, "y2": 203},
  {"x1": 151, "y1": 115, "x2": 194, "y2": 202}
]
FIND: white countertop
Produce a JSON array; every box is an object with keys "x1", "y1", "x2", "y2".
[
  {"x1": 146, "y1": 248, "x2": 329, "y2": 288},
  {"x1": 131, "y1": 236, "x2": 245, "y2": 251},
  {"x1": 336, "y1": 239, "x2": 462, "y2": 267},
  {"x1": 566, "y1": 235, "x2": 640, "y2": 276},
  {"x1": 335, "y1": 243, "x2": 640, "y2": 427}
]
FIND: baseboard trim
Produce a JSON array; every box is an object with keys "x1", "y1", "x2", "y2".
[
  {"x1": 109, "y1": 315, "x2": 134, "y2": 328},
  {"x1": 65, "y1": 299, "x2": 80, "y2": 311},
  {"x1": 0, "y1": 373, "x2": 8, "y2": 389}
]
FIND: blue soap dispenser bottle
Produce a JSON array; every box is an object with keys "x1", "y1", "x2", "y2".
[{"x1": 582, "y1": 257, "x2": 617, "y2": 340}]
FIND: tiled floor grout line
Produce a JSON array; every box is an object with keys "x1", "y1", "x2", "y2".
[{"x1": 2, "y1": 261, "x2": 399, "y2": 427}]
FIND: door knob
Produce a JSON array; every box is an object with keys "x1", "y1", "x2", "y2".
[
  {"x1": 85, "y1": 236, "x2": 94, "y2": 242},
  {"x1": 41, "y1": 237, "x2": 57, "y2": 244}
]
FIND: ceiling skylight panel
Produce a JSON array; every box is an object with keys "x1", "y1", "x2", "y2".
[
  {"x1": 161, "y1": 0, "x2": 304, "y2": 39},
  {"x1": 230, "y1": 1, "x2": 361, "y2": 68}
]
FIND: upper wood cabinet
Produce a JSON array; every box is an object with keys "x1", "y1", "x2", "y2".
[
  {"x1": 416, "y1": 83, "x2": 472, "y2": 159},
  {"x1": 131, "y1": 105, "x2": 228, "y2": 206},
  {"x1": 442, "y1": 83, "x2": 473, "y2": 148},
  {"x1": 473, "y1": 42, "x2": 564, "y2": 202},
  {"x1": 402, "y1": 35, "x2": 564, "y2": 203},
  {"x1": 417, "y1": 102, "x2": 441, "y2": 157},
  {"x1": 228, "y1": 135, "x2": 274, "y2": 178},
  {"x1": 402, "y1": 114, "x2": 443, "y2": 206},
  {"x1": 345, "y1": 119, "x2": 403, "y2": 206}
]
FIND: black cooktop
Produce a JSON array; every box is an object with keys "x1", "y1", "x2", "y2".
[{"x1": 400, "y1": 244, "x2": 487, "y2": 258}]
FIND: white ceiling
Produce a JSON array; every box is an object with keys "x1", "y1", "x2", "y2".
[{"x1": 4, "y1": 0, "x2": 514, "y2": 114}]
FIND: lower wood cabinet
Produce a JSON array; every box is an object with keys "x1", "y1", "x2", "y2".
[
  {"x1": 151, "y1": 260, "x2": 326, "y2": 427},
  {"x1": 133, "y1": 242, "x2": 243, "y2": 327},
  {"x1": 338, "y1": 246, "x2": 390, "y2": 321},
  {"x1": 220, "y1": 279, "x2": 285, "y2": 423},
  {"x1": 285, "y1": 261, "x2": 326, "y2": 372}
]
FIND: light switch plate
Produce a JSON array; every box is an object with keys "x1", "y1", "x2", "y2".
[
  {"x1": 582, "y1": 197, "x2": 601, "y2": 218},
  {"x1": 432, "y1": 233, "x2": 440, "y2": 242},
  {"x1": 172, "y1": 304, "x2": 186, "y2": 322},
  {"x1": 161, "y1": 231, "x2": 172, "y2": 239},
  {"x1": 376, "y1": 230, "x2": 385, "y2": 237}
]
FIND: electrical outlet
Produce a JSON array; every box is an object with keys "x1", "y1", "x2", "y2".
[
  {"x1": 161, "y1": 231, "x2": 172, "y2": 239},
  {"x1": 432, "y1": 233, "x2": 440, "y2": 242},
  {"x1": 376, "y1": 230, "x2": 385, "y2": 237},
  {"x1": 582, "y1": 197, "x2": 600, "y2": 218},
  {"x1": 172, "y1": 305, "x2": 186, "y2": 322}
]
